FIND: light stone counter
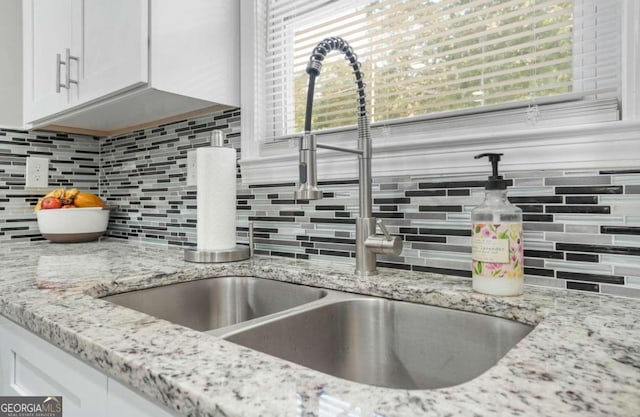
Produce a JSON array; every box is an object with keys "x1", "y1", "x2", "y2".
[{"x1": 0, "y1": 239, "x2": 638, "y2": 416}]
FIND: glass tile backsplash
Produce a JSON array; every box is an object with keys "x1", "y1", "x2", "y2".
[
  {"x1": 98, "y1": 109, "x2": 640, "y2": 298},
  {"x1": 2, "y1": 109, "x2": 638, "y2": 298},
  {"x1": 0, "y1": 128, "x2": 99, "y2": 241}
]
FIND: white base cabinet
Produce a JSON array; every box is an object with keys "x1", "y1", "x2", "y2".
[{"x1": 0, "y1": 316, "x2": 180, "y2": 417}]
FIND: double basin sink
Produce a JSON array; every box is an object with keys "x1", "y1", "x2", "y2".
[{"x1": 103, "y1": 277, "x2": 533, "y2": 390}]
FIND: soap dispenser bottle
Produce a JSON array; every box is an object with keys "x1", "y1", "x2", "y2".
[{"x1": 471, "y1": 153, "x2": 524, "y2": 296}]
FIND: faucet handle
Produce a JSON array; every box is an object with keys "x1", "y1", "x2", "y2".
[
  {"x1": 376, "y1": 219, "x2": 393, "y2": 241},
  {"x1": 365, "y1": 219, "x2": 403, "y2": 256}
]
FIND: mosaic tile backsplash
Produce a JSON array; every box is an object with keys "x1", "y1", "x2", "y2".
[
  {"x1": 0, "y1": 128, "x2": 99, "y2": 242},
  {"x1": 2, "y1": 111, "x2": 636, "y2": 297},
  {"x1": 98, "y1": 109, "x2": 640, "y2": 298}
]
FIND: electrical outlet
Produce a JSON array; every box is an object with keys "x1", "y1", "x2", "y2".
[
  {"x1": 186, "y1": 150, "x2": 197, "y2": 186},
  {"x1": 25, "y1": 157, "x2": 49, "y2": 188}
]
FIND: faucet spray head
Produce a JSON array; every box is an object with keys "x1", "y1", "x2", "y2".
[{"x1": 294, "y1": 133, "x2": 323, "y2": 201}]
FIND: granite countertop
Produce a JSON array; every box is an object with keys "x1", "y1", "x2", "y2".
[{"x1": 0, "y1": 239, "x2": 638, "y2": 416}]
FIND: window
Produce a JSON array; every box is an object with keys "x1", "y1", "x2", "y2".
[
  {"x1": 260, "y1": 0, "x2": 621, "y2": 139},
  {"x1": 240, "y1": 0, "x2": 639, "y2": 184}
]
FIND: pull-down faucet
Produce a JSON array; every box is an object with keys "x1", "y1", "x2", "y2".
[{"x1": 295, "y1": 37, "x2": 402, "y2": 276}]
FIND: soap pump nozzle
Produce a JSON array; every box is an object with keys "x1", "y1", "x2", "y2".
[{"x1": 475, "y1": 153, "x2": 507, "y2": 190}]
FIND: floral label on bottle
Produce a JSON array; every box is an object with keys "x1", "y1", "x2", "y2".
[
  {"x1": 472, "y1": 237, "x2": 509, "y2": 263},
  {"x1": 472, "y1": 223, "x2": 523, "y2": 279}
]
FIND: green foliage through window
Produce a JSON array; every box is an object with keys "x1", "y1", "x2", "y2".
[{"x1": 289, "y1": 0, "x2": 574, "y2": 132}]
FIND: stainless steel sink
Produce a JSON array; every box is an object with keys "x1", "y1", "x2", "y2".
[
  {"x1": 103, "y1": 276, "x2": 534, "y2": 390},
  {"x1": 224, "y1": 298, "x2": 533, "y2": 389},
  {"x1": 103, "y1": 277, "x2": 327, "y2": 331}
]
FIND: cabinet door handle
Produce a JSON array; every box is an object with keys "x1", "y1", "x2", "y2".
[
  {"x1": 65, "y1": 48, "x2": 79, "y2": 89},
  {"x1": 55, "y1": 53, "x2": 66, "y2": 93}
]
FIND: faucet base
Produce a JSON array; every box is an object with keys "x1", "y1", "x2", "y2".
[
  {"x1": 353, "y1": 268, "x2": 379, "y2": 277},
  {"x1": 354, "y1": 217, "x2": 378, "y2": 276},
  {"x1": 354, "y1": 217, "x2": 403, "y2": 276}
]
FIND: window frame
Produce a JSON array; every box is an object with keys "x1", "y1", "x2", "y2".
[{"x1": 240, "y1": 0, "x2": 640, "y2": 185}]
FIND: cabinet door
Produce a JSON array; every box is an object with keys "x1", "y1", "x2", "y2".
[
  {"x1": 76, "y1": 0, "x2": 148, "y2": 106},
  {"x1": 0, "y1": 317, "x2": 108, "y2": 417},
  {"x1": 0, "y1": 317, "x2": 19, "y2": 396},
  {"x1": 23, "y1": 0, "x2": 74, "y2": 122}
]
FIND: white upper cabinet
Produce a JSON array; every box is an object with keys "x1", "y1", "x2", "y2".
[
  {"x1": 24, "y1": 0, "x2": 147, "y2": 123},
  {"x1": 0, "y1": 0, "x2": 23, "y2": 129},
  {"x1": 77, "y1": 0, "x2": 148, "y2": 105},
  {"x1": 23, "y1": 0, "x2": 239, "y2": 135},
  {"x1": 24, "y1": 0, "x2": 75, "y2": 121}
]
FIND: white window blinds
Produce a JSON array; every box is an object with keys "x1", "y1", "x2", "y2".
[{"x1": 260, "y1": 0, "x2": 621, "y2": 139}]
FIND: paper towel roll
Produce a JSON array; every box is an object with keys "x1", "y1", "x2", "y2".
[{"x1": 196, "y1": 146, "x2": 237, "y2": 251}]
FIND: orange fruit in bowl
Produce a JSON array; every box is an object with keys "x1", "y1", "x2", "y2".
[{"x1": 73, "y1": 193, "x2": 105, "y2": 208}]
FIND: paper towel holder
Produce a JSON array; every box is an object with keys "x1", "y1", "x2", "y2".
[
  {"x1": 184, "y1": 130, "x2": 250, "y2": 263},
  {"x1": 209, "y1": 129, "x2": 225, "y2": 147},
  {"x1": 184, "y1": 245, "x2": 250, "y2": 263}
]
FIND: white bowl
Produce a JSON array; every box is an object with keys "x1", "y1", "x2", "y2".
[{"x1": 36, "y1": 207, "x2": 110, "y2": 243}]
